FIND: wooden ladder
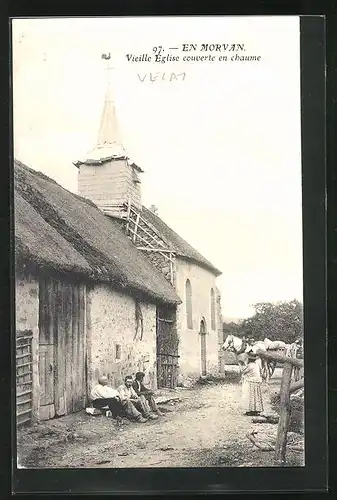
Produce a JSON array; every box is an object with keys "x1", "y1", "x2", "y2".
[{"x1": 123, "y1": 200, "x2": 176, "y2": 284}]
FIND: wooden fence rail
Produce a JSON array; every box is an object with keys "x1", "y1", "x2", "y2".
[
  {"x1": 256, "y1": 348, "x2": 304, "y2": 466},
  {"x1": 256, "y1": 349, "x2": 303, "y2": 368}
]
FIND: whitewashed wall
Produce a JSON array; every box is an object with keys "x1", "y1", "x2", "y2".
[{"x1": 175, "y1": 259, "x2": 221, "y2": 379}]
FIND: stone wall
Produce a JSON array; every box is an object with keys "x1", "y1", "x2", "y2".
[
  {"x1": 87, "y1": 284, "x2": 157, "y2": 395},
  {"x1": 15, "y1": 273, "x2": 40, "y2": 421},
  {"x1": 143, "y1": 251, "x2": 175, "y2": 284},
  {"x1": 175, "y1": 259, "x2": 221, "y2": 380}
]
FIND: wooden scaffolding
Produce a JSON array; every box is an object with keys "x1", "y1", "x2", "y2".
[{"x1": 103, "y1": 199, "x2": 176, "y2": 285}]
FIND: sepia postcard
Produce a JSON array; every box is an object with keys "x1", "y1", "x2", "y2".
[{"x1": 12, "y1": 16, "x2": 311, "y2": 475}]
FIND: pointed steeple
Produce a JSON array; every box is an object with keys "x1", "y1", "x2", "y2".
[
  {"x1": 75, "y1": 63, "x2": 128, "y2": 164},
  {"x1": 96, "y1": 77, "x2": 124, "y2": 150},
  {"x1": 75, "y1": 56, "x2": 143, "y2": 169},
  {"x1": 75, "y1": 54, "x2": 144, "y2": 214},
  {"x1": 93, "y1": 64, "x2": 128, "y2": 159}
]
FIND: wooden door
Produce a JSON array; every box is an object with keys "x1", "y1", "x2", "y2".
[
  {"x1": 39, "y1": 278, "x2": 56, "y2": 420},
  {"x1": 39, "y1": 277, "x2": 87, "y2": 420},
  {"x1": 156, "y1": 306, "x2": 179, "y2": 389},
  {"x1": 61, "y1": 280, "x2": 87, "y2": 415},
  {"x1": 200, "y1": 319, "x2": 207, "y2": 376},
  {"x1": 39, "y1": 344, "x2": 55, "y2": 420}
]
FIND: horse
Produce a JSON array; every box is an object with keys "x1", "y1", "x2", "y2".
[
  {"x1": 222, "y1": 334, "x2": 274, "y2": 382},
  {"x1": 261, "y1": 337, "x2": 303, "y2": 381},
  {"x1": 222, "y1": 334, "x2": 303, "y2": 382}
]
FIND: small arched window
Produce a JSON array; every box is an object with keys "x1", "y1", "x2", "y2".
[
  {"x1": 210, "y1": 288, "x2": 216, "y2": 331},
  {"x1": 185, "y1": 279, "x2": 193, "y2": 329}
]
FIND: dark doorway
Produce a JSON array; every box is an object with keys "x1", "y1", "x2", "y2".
[
  {"x1": 156, "y1": 305, "x2": 179, "y2": 388},
  {"x1": 200, "y1": 318, "x2": 207, "y2": 376}
]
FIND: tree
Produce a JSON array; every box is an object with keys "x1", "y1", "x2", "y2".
[
  {"x1": 222, "y1": 321, "x2": 241, "y2": 341},
  {"x1": 237, "y1": 299, "x2": 303, "y2": 344}
]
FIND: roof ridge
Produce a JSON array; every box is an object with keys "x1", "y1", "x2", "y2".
[
  {"x1": 14, "y1": 159, "x2": 100, "y2": 209},
  {"x1": 142, "y1": 206, "x2": 182, "y2": 245},
  {"x1": 15, "y1": 166, "x2": 128, "y2": 285},
  {"x1": 142, "y1": 205, "x2": 221, "y2": 276}
]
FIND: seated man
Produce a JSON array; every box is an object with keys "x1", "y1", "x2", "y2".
[
  {"x1": 91, "y1": 375, "x2": 123, "y2": 418},
  {"x1": 132, "y1": 372, "x2": 163, "y2": 416},
  {"x1": 117, "y1": 375, "x2": 158, "y2": 421}
]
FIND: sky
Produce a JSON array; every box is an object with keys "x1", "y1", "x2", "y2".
[{"x1": 12, "y1": 16, "x2": 303, "y2": 321}]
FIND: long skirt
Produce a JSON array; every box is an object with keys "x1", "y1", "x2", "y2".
[{"x1": 242, "y1": 380, "x2": 264, "y2": 413}]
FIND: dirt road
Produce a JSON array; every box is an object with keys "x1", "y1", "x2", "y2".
[{"x1": 17, "y1": 374, "x2": 304, "y2": 468}]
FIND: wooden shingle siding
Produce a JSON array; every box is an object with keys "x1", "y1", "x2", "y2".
[
  {"x1": 38, "y1": 277, "x2": 87, "y2": 421},
  {"x1": 78, "y1": 160, "x2": 142, "y2": 211}
]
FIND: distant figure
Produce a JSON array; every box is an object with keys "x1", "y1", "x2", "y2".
[
  {"x1": 132, "y1": 372, "x2": 164, "y2": 416},
  {"x1": 241, "y1": 352, "x2": 264, "y2": 416},
  {"x1": 118, "y1": 375, "x2": 158, "y2": 421},
  {"x1": 91, "y1": 375, "x2": 122, "y2": 418},
  {"x1": 295, "y1": 338, "x2": 303, "y2": 359}
]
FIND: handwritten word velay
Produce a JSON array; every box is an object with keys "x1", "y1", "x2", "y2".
[{"x1": 137, "y1": 72, "x2": 186, "y2": 83}]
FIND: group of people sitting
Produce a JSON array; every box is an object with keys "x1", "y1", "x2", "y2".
[{"x1": 90, "y1": 372, "x2": 164, "y2": 423}]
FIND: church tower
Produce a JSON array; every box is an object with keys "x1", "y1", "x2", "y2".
[{"x1": 74, "y1": 58, "x2": 143, "y2": 216}]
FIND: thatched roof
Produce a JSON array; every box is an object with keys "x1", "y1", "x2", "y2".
[
  {"x1": 142, "y1": 206, "x2": 222, "y2": 276},
  {"x1": 15, "y1": 193, "x2": 91, "y2": 275},
  {"x1": 14, "y1": 160, "x2": 181, "y2": 305}
]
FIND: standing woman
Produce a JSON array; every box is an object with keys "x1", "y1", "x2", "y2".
[{"x1": 241, "y1": 352, "x2": 264, "y2": 416}]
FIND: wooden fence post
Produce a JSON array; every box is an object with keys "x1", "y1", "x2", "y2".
[
  {"x1": 274, "y1": 361, "x2": 293, "y2": 465},
  {"x1": 253, "y1": 349, "x2": 304, "y2": 465}
]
